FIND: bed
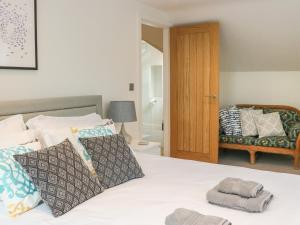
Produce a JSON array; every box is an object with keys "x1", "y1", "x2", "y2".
[{"x1": 1, "y1": 96, "x2": 300, "y2": 225}]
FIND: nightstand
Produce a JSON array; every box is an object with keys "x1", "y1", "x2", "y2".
[{"x1": 130, "y1": 140, "x2": 162, "y2": 156}]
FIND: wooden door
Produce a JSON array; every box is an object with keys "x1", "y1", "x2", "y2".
[{"x1": 170, "y1": 23, "x2": 219, "y2": 163}]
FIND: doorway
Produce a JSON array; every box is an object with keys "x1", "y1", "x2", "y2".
[{"x1": 141, "y1": 24, "x2": 164, "y2": 148}]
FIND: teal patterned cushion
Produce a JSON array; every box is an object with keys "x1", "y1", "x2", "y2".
[
  {"x1": 254, "y1": 136, "x2": 295, "y2": 149},
  {"x1": 220, "y1": 135, "x2": 256, "y2": 145},
  {"x1": 0, "y1": 146, "x2": 42, "y2": 217},
  {"x1": 71, "y1": 122, "x2": 116, "y2": 174},
  {"x1": 78, "y1": 126, "x2": 114, "y2": 138},
  {"x1": 288, "y1": 122, "x2": 300, "y2": 142},
  {"x1": 263, "y1": 109, "x2": 300, "y2": 134}
]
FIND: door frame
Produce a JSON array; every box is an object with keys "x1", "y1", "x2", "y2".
[{"x1": 137, "y1": 17, "x2": 171, "y2": 156}]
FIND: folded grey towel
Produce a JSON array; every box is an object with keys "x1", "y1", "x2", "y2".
[
  {"x1": 165, "y1": 208, "x2": 231, "y2": 225},
  {"x1": 207, "y1": 187, "x2": 273, "y2": 213},
  {"x1": 217, "y1": 177, "x2": 264, "y2": 198}
]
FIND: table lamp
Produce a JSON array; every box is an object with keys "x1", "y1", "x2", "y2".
[{"x1": 108, "y1": 101, "x2": 137, "y2": 144}]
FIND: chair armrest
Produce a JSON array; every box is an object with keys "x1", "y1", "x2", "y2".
[
  {"x1": 289, "y1": 122, "x2": 300, "y2": 142},
  {"x1": 297, "y1": 135, "x2": 300, "y2": 151}
]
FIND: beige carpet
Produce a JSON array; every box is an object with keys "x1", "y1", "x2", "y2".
[{"x1": 219, "y1": 149, "x2": 300, "y2": 175}]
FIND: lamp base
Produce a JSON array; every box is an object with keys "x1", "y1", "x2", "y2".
[{"x1": 120, "y1": 123, "x2": 132, "y2": 144}]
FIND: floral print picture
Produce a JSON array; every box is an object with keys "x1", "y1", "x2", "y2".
[{"x1": 0, "y1": 0, "x2": 37, "y2": 69}]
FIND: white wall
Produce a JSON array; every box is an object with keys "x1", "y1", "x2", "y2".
[
  {"x1": 164, "y1": 0, "x2": 300, "y2": 109},
  {"x1": 167, "y1": 0, "x2": 300, "y2": 72},
  {"x1": 221, "y1": 71, "x2": 300, "y2": 108},
  {"x1": 0, "y1": 0, "x2": 170, "y2": 138}
]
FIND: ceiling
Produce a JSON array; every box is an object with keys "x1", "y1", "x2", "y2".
[{"x1": 138, "y1": 0, "x2": 242, "y2": 11}]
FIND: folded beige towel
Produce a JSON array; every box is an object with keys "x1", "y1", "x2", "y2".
[
  {"x1": 165, "y1": 208, "x2": 231, "y2": 225},
  {"x1": 207, "y1": 187, "x2": 273, "y2": 213},
  {"x1": 217, "y1": 177, "x2": 264, "y2": 198}
]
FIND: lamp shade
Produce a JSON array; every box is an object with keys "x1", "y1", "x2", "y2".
[{"x1": 108, "y1": 101, "x2": 137, "y2": 123}]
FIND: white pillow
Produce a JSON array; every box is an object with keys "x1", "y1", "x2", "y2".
[
  {"x1": 0, "y1": 130, "x2": 37, "y2": 148},
  {"x1": 37, "y1": 127, "x2": 72, "y2": 148},
  {"x1": 38, "y1": 119, "x2": 115, "y2": 147},
  {"x1": 38, "y1": 128, "x2": 96, "y2": 172},
  {"x1": 254, "y1": 112, "x2": 286, "y2": 138},
  {"x1": 38, "y1": 120, "x2": 117, "y2": 173},
  {"x1": 22, "y1": 141, "x2": 42, "y2": 151},
  {"x1": 26, "y1": 113, "x2": 103, "y2": 130},
  {"x1": 240, "y1": 109, "x2": 263, "y2": 136},
  {"x1": 0, "y1": 115, "x2": 26, "y2": 135}
]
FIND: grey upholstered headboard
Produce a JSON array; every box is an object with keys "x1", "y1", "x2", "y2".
[{"x1": 0, "y1": 95, "x2": 103, "y2": 122}]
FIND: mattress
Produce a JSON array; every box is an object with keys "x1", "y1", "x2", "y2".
[{"x1": 1, "y1": 153, "x2": 300, "y2": 225}]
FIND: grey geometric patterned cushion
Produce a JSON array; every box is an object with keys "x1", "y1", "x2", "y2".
[
  {"x1": 240, "y1": 109, "x2": 263, "y2": 136},
  {"x1": 13, "y1": 139, "x2": 104, "y2": 217},
  {"x1": 79, "y1": 134, "x2": 144, "y2": 189},
  {"x1": 254, "y1": 112, "x2": 286, "y2": 138}
]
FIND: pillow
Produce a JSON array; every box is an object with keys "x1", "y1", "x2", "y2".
[
  {"x1": 228, "y1": 106, "x2": 242, "y2": 136},
  {"x1": 20, "y1": 142, "x2": 42, "y2": 151},
  {"x1": 37, "y1": 119, "x2": 115, "y2": 147},
  {"x1": 0, "y1": 130, "x2": 37, "y2": 148},
  {"x1": 73, "y1": 119, "x2": 116, "y2": 137},
  {"x1": 14, "y1": 139, "x2": 104, "y2": 217},
  {"x1": 219, "y1": 108, "x2": 232, "y2": 135},
  {"x1": 254, "y1": 112, "x2": 286, "y2": 138},
  {"x1": 26, "y1": 113, "x2": 103, "y2": 130},
  {"x1": 0, "y1": 145, "x2": 42, "y2": 217},
  {"x1": 79, "y1": 134, "x2": 144, "y2": 189},
  {"x1": 240, "y1": 109, "x2": 263, "y2": 136},
  {"x1": 0, "y1": 115, "x2": 26, "y2": 135},
  {"x1": 37, "y1": 120, "x2": 117, "y2": 173}
]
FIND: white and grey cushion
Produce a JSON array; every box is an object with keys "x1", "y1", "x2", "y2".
[
  {"x1": 254, "y1": 112, "x2": 286, "y2": 138},
  {"x1": 219, "y1": 108, "x2": 232, "y2": 135},
  {"x1": 240, "y1": 109, "x2": 263, "y2": 136},
  {"x1": 13, "y1": 139, "x2": 104, "y2": 217},
  {"x1": 79, "y1": 134, "x2": 144, "y2": 189},
  {"x1": 228, "y1": 106, "x2": 242, "y2": 136}
]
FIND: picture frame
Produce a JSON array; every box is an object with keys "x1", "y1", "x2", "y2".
[{"x1": 0, "y1": 0, "x2": 38, "y2": 70}]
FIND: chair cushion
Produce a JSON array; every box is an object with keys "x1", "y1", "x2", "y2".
[
  {"x1": 240, "y1": 109, "x2": 263, "y2": 136},
  {"x1": 253, "y1": 112, "x2": 286, "y2": 138},
  {"x1": 220, "y1": 135, "x2": 256, "y2": 145},
  {"x1": 263, "y1": 109, "x2": 300, "y2": 133},
  {"x1": 254, "y1": 136, "x2": 296, "y2": 149},
  {"x1": 228, "y1": 106, "x2": 242, "y2": 136},
  {"x1": 219, "y1": 108, "x2": 232, "y2": 135},
  {"x1": 288, "y1": 122, "x2": 300, "y2": 142}
]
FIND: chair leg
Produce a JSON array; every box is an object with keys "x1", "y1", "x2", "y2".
[
  {"x1": 249, "y1": 151, "x2": 256, "y2": 164},
  {"x1": 293, "y1": 154, "x2": 300, "y2": 169}
]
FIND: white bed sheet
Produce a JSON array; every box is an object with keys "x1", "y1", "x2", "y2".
[{"x1": 1, "y1": 153, "x2": 300, "y2": 225}]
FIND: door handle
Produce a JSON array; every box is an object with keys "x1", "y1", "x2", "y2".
[{"x1": 205, "y1": 95, "x2": 217, "y2": 99}]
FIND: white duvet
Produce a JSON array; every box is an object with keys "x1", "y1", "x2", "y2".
[{"x1": 1, "y1": 153, "x2": 300, "y2": 225}]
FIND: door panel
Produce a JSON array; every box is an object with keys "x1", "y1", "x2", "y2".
[{"x1": 170, "y1": 23, "x2": 219, "y2": 163}]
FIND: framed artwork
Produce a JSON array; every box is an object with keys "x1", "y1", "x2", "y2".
[{"x1": 0, "y1": 0, "x2": 38, "y2": 70}]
